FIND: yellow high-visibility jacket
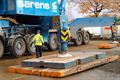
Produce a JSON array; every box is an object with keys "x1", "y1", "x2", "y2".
[
  {"x1": 112, "y1": 25, "x2": 118, "y2": 32},
  {"x1": 33, "y1": 34, "x2": 44, "y2": 46}
]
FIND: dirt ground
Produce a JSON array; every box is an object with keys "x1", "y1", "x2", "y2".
[{"x1": 0, "y1": 40, "x2": 120, "y2": 80}]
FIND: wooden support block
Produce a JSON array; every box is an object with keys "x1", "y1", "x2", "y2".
[
  {"x1": 98, "y1": 43, "x2": 117, "y2": 49},
  {"x1": 15, "y1": 67, "x2": 25, "y2": 74},
  {"x1": 49, "y1": 69, "x2": 65, "y2": 77},
  {"x1": 30, "y1": 69, "x2": 38, "y2": 75},
  {"x1": 98, "y1": 44, "x2": 104, "y2": 49},
  {"x1": 21, "y1": 67, "x2": 33, "y2": 75},
  {"x1": 36, "y1": 69, "x2": 42, "y2": 76},
  {"x1": 104, "y1": 43, "x2": 117, "y2": 49},
  {"x1": 117, "y1": 43, "x2": 120, "y2": 47},
  {"x1": 41, "y1": 69, "x2": 50, "y2": 76},
  {"x1": 9, "y1": 65, "x2": 32, "y2": 75},
  {"x1": 104, "y1": 44, "x2": 111, "y2": 49},
  {"x1": 8, "y1": 66, "x2": 16, "y2": 73}
]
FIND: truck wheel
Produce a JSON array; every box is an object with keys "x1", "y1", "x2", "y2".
[
  {"x1": 82, "y1": 32, "x2": 90, "y2": 45},
  {"x1": 47, "y1": 33, "x2": 58, "y2": 51},
  {"x1": 74, "y1": 32, "x2": 83, "y2": 46},
  {"x1": 9, "y1": 36, "x2": 26, "y2": 57},
  {"x1": 0, "y1": 40, "x2": 4, "y2": 58},
  {"x1": 26, "y1": 34, "x2": 35, "y2": 55}
]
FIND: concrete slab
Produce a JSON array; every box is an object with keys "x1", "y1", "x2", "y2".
[
  {"x1": 83, "y1": 51, "x2": 106, "y2": 59},
  {"x1": 22, "y1": 58, "x2": 41, "y2": 67},
  {"x1": 21, "y1": 52, "x2": 107, "y2": 69}
]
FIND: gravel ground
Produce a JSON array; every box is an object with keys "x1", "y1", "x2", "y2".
[{"x1": 0, "y1": 40, "x2": 120, "y2": 80}]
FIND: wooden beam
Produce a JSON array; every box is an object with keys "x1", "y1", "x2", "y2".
[{"x1": 98, "y1": 43, "x2": 118, "y2": 49}]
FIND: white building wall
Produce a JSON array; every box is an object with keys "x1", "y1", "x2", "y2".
[{"x1": 84, "y1": 25, "x2": 120, "y2": 39}]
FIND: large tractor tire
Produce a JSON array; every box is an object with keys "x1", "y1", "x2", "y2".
[
  {"x1": 25, "y1": 34, "x2": 35, "y2": 55},
  {"x1": 73, "y1": 32, "x2": 83, "y2": 46},
  {"x1": 47, "y1": 33, "x2": 58, "y2": 51},
  {"x1": 82, "y1": 32, "x2": 90, "y2": 45},
  {"x1": 0, "y1": 40, "x2": 4, "y2": 58},
  {"x1": 8, "y1": 36, "x2": 26, "y2": 57}
]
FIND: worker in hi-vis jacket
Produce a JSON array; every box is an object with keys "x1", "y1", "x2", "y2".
[
  {"x1": 33, "y1": 30, "x2": 44, "y2": 58},
  {"x1": 111, "y1": 24, "x2": 118, "y2": 41}
]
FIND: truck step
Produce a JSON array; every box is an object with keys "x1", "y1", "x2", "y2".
[{"x1": 8, "y1": 55, "x2": 119, "y2": 77}]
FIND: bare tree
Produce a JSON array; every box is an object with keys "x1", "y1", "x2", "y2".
[{"x1": 68, "y1": 0, "x2": 120, "y2": 17}]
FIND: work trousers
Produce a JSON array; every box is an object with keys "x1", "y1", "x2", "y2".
[{"x1": 35, "y1": 46, "x2": 42, "y2": 58}]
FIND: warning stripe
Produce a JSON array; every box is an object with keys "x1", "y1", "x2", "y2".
[
  {"x1": 61, "y1": 35, "x2": 69, "y2": 42},
  {"x1": 61, "y1": 30, "x2": 69, "y2": 42},
  {"x1": 61, "y1": 30, "x2": 69, "y2": 36},
  {"x1": 61, "y1": 33, "x2": 69, "y2": 37}
]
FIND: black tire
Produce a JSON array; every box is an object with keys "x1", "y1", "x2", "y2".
[
  {"x1": 8, "y1": 36, "x2": 26, "y2": 57},
  {"x1": 82, "y1": 32, "x2": 90, "y2": 45},
  {"x1": 26, "y1": 34, "x2": 35, "y2": 55},
  {"x1": 0, "y1": 40, "x2": 4, "y2": 58},
  {"x1": 47, "y1": 33, "x2": 58, "y2": 51},
  {"x1": 73, "y1": 32, "x2": 83, "y2": 46}
]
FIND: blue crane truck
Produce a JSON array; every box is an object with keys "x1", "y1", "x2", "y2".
[{"x1": 0, "y1": 0, "x2": 90, "y2": 58}]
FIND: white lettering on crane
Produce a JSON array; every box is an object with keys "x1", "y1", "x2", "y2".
[
  {"x1": 17, "y1": 0, "x2": 57, "y2": 11},
  {"x1": 17, "y1": 0, "x2": 24, "y2": 7},
  {"x1": 52, "y1": 2, "x2": 57, "y2": 12}
]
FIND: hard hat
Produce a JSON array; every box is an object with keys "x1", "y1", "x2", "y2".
[{"x1": 37, "y1": 30, "x2": 40, "y2": 33}]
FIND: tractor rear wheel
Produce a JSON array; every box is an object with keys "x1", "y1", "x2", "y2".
[
  {"x1": 73, "y1": 32, "x2": 83, "y2": 46},
  {"x1": 82, "y1": 32, "x2": 90, "y2": 45},
  {"x1": 47, "y1": 33, "x2": 58, "y2": 51},
  {"x1": 8, "y1": 36, "x2": 26, "y2": 57},
  {"x1": 26, "y1": 34, "x2": 35, "y2": 55},
  {"x1": 0, "y1": 40, "x2": 4, "y2": 58}
]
